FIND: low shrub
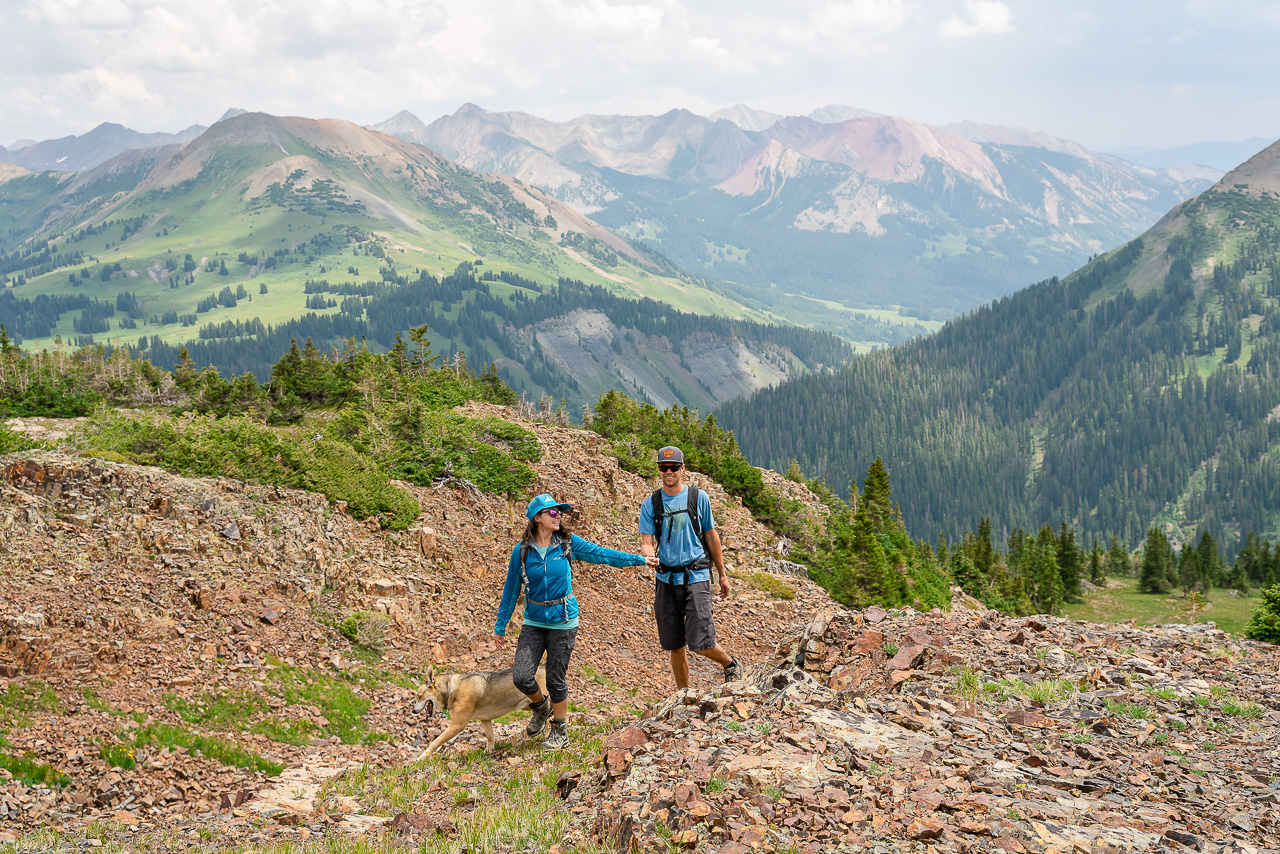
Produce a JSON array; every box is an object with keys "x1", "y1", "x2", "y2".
[
  {"x1": 77, "y1": 413, "x2": 419, "y2": 529},
  {"x1": 744, "y1": 572, "x2": 795, "y2": 600},
  {"x1": 339, "y1": 610, "x2": 390, "y2": 656}
]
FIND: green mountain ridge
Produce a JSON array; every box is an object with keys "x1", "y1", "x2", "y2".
[
  {"x1": 0, "y1": 112, "x2": 849, "y2": 409},
  {"x1": 718, "y1": 139, "x2": 1280, "y2": 558}
]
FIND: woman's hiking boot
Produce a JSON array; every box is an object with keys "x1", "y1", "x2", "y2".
[
  {"x1": 544, "y1": 720, "x2": 569, "y2": 750},
  {"x1": 526, "y1": 697, "x2": 552, "y2": 737},
  {"x1": 723, "y1": 658, "x2": 743, "y2": 683}
]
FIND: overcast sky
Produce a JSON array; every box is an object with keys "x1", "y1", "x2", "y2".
[{"x1": 3, "y1": 0, "x2": 1277, "y2": 151}]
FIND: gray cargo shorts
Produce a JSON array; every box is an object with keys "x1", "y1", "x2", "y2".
[{"x1": 654, "y1": 576, "x2": 717, "y2": 652}]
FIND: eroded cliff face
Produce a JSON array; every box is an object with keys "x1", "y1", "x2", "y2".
[{"x1": 512, "y1": 309, "x2": 803, "y2": 410}]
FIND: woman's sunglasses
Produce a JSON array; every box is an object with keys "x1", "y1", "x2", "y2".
[
  {"x1": 542, "y1": 508, "x2": 561, "y2": 517},
  {"x1": 658, "y1": 463, "x2": 682, "y2": 472}
]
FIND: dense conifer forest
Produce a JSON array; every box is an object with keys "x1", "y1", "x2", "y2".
[
  {"x1": 0, "y1": 267, "x2": 850, "y2": 409},
  {"x1": 718, "y1": 185, "x2": 1280, "y2": 559}
]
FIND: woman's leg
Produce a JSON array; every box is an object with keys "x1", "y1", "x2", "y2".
[
  {"x1": 512, "y1": 626, "x2": 549, "y2": 702},
  {"x1": 542, "y1": 627, "x2": 579, "y2": 709},
  {"x1": 542, "y1": 627, "x2": 578, "y2": 749}
]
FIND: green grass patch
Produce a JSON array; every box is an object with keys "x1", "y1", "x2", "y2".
[
  {"x1": 1221, "y1": 701, "x2": 1264, "y2": 719},
  {"x1": 953, "y1": 666, "x2": 982, "y2": 701},
  {"x1": 263, "y1": 664, "x2": 373, "y2": 744},
  {"x1": 1062, "y1": 576, "x2": 1261, "y2": 635},
  {"x1": 99, "y1": 742, "x2": 137, "y2": 770},
  {"x1": 339, "y1": 611, "x2": 390, "y2": 659},
  {"x1": 82, "y1": 688, "x2": 128, "y2": 717},
  {"x1": 319, "y1": 718, "x2": 620, "y2": 853},
  {"x1": 0, "y1": 682, "x2": 62, "y2": 728},
  {"x1": 975, "y1": 677, "x2": 1074, "y2": 704},
  {"x1": 249, "y1": 717, "x2": 320, "y2": 746},
  {"x1": 130, "y1": 723, "x2": 283, "y2": 776},
  {"x1": 0, "y1": 736, "x2": 71, "y2": 788},
  {"x1": 0, "y1": 423, "x2": 37, "y2": 455},
  {"x1": 1102, "y1": 698, "x2": 1150, "y2": 719},
  {"x1": 164, "y1": 690, "x2": 271, "y2": 730}
]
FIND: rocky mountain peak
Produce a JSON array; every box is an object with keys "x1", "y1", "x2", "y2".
[{"x1": 1211, "y1": 138, "x2": 1280, "y2": 197}]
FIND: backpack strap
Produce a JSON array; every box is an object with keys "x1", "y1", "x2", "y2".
[
  {"x1": 686, "y1": 485, "x2": 704, "y2": 551},
  {"x1": 650, "y1": 489, "x2": 665, "y2": 541},
  {"x1": 652, "y1": 486, "x2": 707, "y2": 549}
]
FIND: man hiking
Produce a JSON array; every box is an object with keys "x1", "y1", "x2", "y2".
[{"x1": 639, "y1": 446, "x2": 742, "y2": 688}]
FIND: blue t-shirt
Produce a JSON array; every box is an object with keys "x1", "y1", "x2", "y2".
[{"x1": 638, "y1": 486, "x2": 716, "y2": 584}]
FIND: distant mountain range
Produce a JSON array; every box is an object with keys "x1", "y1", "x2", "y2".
[
  {"x1": 3, "y1": 105, "x2": 1239, "y2": 339},
  {"x1": 377, "y1": 103, "x2": 1221, "y2": 319},
  {"x1": 719, "y1": 139, "x2": 1280, "y2": 557},
  {"x1": 1110, "y1": 137, "x2": 1279, "y2": 172},
  {"x1": 0, "y1": 112, "x2": 846, "y2": 409}
]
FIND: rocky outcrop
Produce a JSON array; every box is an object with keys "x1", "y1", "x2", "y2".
[{"x1": 578, "y1": 606, "x2": 1280, "y2": 853}]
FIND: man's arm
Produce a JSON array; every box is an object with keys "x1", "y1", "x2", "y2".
[
  {"x1": 703, "y1": 529, "x2": 731, "y2": 598},
  {"x1": 640, "y1": 533, "x2": 657, "y2": 560}
]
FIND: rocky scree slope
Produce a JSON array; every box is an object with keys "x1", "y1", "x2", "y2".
[
  {"x1": 575, "y1": 607, "x2": 1279, "y2": 854},
  {"x1": 0, "y1": 403, "x2": 834, "y2": 843}
]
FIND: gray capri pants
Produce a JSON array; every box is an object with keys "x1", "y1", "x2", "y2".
[{"x1": 512, "y1": 625, "x2": 578, "y2": 704}]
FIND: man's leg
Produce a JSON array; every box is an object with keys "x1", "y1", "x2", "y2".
[
  {"x1": 685, "y1": 580, "x2": 739, "y2": 678},
  {"x1": 670, "y1": 647, "x2": 691, "y2": 689},
  {"x1": 691, "y1": 644, "x2": 732, "y2": 667},
  {"x1": 655, "y1": 580, "x2": 690, "y2": 687}
]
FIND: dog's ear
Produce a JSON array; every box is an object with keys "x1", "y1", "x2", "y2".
[{"x1": 425, "y1": 665, "x2": 436, "y2": 685}]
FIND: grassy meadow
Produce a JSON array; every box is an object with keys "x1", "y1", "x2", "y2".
[{"x1": 1063, "y1": 576, "x2": 1262, "y2": 636}]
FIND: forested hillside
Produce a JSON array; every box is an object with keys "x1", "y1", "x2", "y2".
[
  {"x1": 0, "y1": 112, "x2": 850, "y2": 410},
  {"x1": 719, "y1": 142, "x2": 1280, "y2": 558},
  {"x1": 1, "y1": 266, "x2": 849, "y2": 410}
]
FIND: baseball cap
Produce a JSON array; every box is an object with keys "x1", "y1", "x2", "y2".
[
  {"x1": 526, "y1": 493, "x2": 572, "y2": 519},
  {"x1": 656, "y1": 446, "x2": 684, "y2": 464}
]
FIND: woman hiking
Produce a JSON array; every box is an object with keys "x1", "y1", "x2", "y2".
[{"x1": 495, "y1": 493, "x2": 659, "y2": 749}]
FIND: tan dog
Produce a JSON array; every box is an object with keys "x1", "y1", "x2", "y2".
[{"x1": 415, "y1": 664, "x2": 548, "y2": 759}]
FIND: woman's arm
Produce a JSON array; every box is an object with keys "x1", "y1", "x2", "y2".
[
  {"x1": 568, "y1": 534, "x2": 653, "y2": 568},
  {"x1": 493, "y1": 545, "x2": 524, "y2": 636}
]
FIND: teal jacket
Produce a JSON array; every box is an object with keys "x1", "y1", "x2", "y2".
[{"x1": 495, "y1": 533, "x2": 647, "y2": 632}]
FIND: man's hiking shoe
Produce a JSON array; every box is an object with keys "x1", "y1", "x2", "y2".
[
  {"x1": 526, "y1": 697, "x2": 552, "y2": 737},
  {"x1": 544, "y1": 720, "x2": 569, "y2": 750},
  {"x1": 724, "y1": 659, "x2": 743, "y2": 683}
]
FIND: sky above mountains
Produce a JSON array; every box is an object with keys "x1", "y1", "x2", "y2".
[{"x1": 3, "y1": 0, "x2": 1277, "y2": 151}]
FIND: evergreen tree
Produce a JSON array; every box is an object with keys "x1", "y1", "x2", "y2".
[
  {"x1": 1028, "y1": 525, "x2": 1064, "y2": 614},
  {"x1": 1139, "y1": 528, "x2": 1174, "y2": 594},
  {"x1": 1106, "y1": 533, "x2": 1131, "y2": 577},
  {"x1": 861, "y1": 457, "x2": 894, "y2": 530},
  {"x1": 1056, "y1": 522, "x2": 1085, "y2": 603},
  {"x1": 1088, "y1": 539, "x2": 1105, "y2": 585}
]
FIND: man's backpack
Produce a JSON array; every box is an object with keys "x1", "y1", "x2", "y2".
[
  {"x1": 650, "y1": 486, "x2": 708, "y2": 556},
  {"x1": 518, "y1": 533, "x2": 573, "y2": 608}
]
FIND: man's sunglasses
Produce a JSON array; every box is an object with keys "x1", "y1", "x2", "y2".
[
  {"x1": 658, "y1": 463, "x2": 683, "y2": 472},
  {"x1": 542, "y1": 508, "x2": 561, "y2": 517}
]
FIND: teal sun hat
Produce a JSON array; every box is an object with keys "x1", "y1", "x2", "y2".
[{"x1": 526, "y1": 493, "x2": 572, "y2": 519}]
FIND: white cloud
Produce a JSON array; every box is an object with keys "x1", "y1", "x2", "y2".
[
  {"x1": 940, "y1": 0, "x2": 1013, "y2": 37},
  {"x1": 0, "y1": 1, "x2": 1277, "y2": 149},
  {"x1": 813, "y1": 0, "x2": 912, "y2": 32}
]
